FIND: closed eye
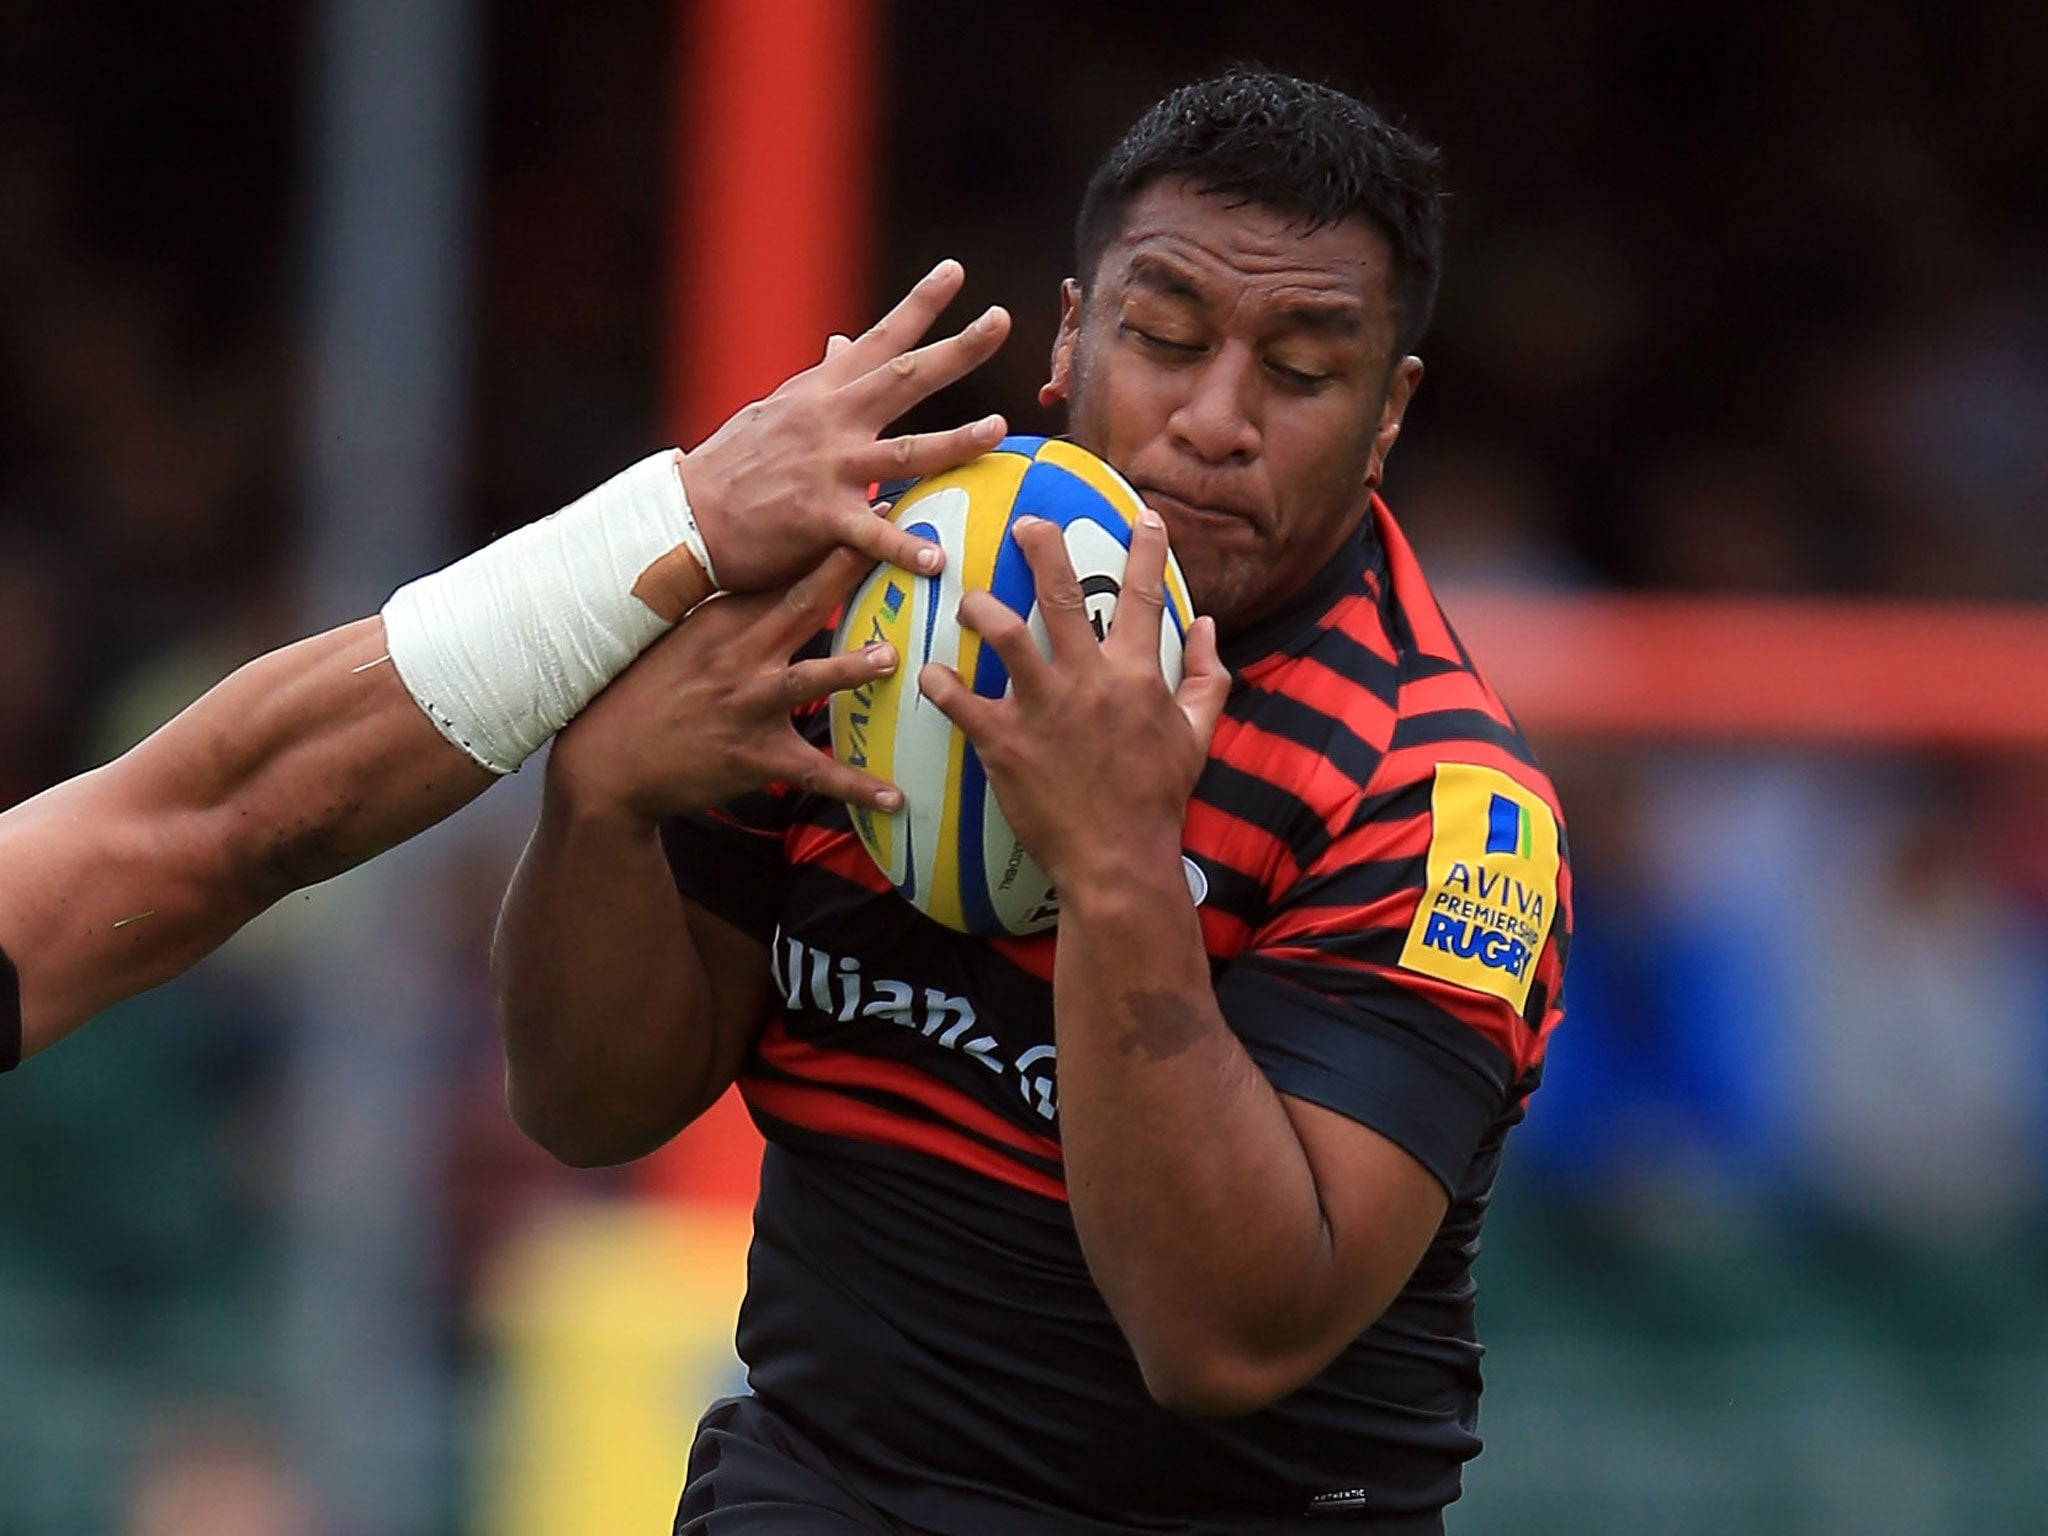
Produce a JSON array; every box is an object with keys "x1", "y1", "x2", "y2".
[
  {"x1": 1120, "y1": 322, "x2": 1203, "y2": 357},
  {"x1": 1267, "y1": 360, "x2": 1332, "y2": 389}
]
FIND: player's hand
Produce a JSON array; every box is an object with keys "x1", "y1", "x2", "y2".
[
  {"x1": 918, "y1": 510, "x2": 1230, "y2": 893},
  {"x1": 547, "y1": 546, "x2": 904, "y2": 823},
  {"x1": 678, "y1": 259, "x2": 1012, "y2": 592}
]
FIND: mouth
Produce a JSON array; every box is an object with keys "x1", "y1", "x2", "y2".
[{"x1": 1136, "y1": 487, "x2": 1262, "y2": 531}]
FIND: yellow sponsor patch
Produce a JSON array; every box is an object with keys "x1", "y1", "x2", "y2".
[{"x1": 1397, "y1": 763, "x2": 1560, "y2": 1012}]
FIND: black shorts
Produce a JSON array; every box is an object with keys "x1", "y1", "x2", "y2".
[
  {"x1": 676, "y1": 1395, "x2": 1138, "y2": 1536},
  {"x1": 676, "y1": 1394, "x2": 898, "y2": 1534},
  {"x1": 674, "y1": 1394, "x2": 1445, "y2": 1536}
]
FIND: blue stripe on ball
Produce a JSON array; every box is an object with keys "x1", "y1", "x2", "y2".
[
  {"x1": 1019, "y1": 457, "x2": 1130, "y2": 534},
  {"x1": 956, "y1": 745, "x2": 999, "y2": 934},
  {"x1": 903, "y1": 518, "x2": 943, "y2": 670},
  {"x1": 980, "y1": 457, "x2": 1136, "y2": 700}
]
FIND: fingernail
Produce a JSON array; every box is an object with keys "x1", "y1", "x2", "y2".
[
  {"x1": 1139, "y1": 507, "x2": 1164, "y2": 529},
  {"x1": 868, "y1": 642, "x2": 897, "y2": 671},
  {"x1": 927, "y1": 258, "x2": 960, "y2": 282},
  {"x1": 916, "y1": 546, "x2": 943, "y2": 572},
  {"x1": 877, "y1": 787, "x2": 904, "y2": 811},
  {"x1": 976, "y1": 413, "x2": 1004, "y2": 437},
  {"x1": 974, "y1": 306, "x2": 1004, "y2": 334},
  {"x1": 1014, "y1": 514, "x2": 1044, "y2": 531}
]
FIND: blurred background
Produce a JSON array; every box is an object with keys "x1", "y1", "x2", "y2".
[{"x1": 2, "y1": 0, "x2": 2046, "y2": 1531}]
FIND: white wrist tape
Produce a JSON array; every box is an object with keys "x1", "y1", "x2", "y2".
[{"x1": 380, "y1": 449, "x2": 714, "y2": 774}]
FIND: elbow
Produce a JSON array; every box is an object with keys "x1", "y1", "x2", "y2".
[
  {"x1": 505, "y1": 1076, "x2": 670, "y2": 1170},
  {"x1": 1131, "y1": 1340, "x2": 1324, "y2": 1420}
]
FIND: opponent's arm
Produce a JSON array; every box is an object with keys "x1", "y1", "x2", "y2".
[
  {"x1": 922, "y1": 514, "x2": 1448, "y2": 1417},
  {"x1": 0, "y1": 619, "x2": 493, "y2": 1059},
  {"x1": 493, "y1": 549, "x2": 893, "y2": 1166},
  {"x1": 0, "y1": 259, "x2": 1011, "y2": 1069}
]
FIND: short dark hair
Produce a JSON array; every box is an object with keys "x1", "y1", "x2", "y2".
[{"x1": 1074, "y1": 69, "x2": 1445, "y2": 355}]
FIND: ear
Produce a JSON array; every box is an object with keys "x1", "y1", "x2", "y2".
[
  {"x1": 1363, "y1": 356, "x2": 1424, "y2": 495},
  {"x1": 1039, "y1": 279, "x2": 1084, "y2": 408}
]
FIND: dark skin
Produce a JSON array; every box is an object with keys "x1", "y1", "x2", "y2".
[
  {"x1": 1047, "y1": 178, "x2": 1421, "y2": 636},
  {"x1": 496, "y1": 183, "x2": 1446, "y2": 1415}
]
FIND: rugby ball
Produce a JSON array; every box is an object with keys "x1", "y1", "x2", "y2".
[{"x1": 829, "y1": 435, "x2": 1195, "y2": 935}]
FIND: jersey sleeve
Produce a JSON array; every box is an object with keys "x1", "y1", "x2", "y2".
[
  {"x1": 661, "y1": 792, "x2": 796, "y2": 943},
  {"x1": 1217, "y1": 764, "x2": 1569, "y2": 1194}
]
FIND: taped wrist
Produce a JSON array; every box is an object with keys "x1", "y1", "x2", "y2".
[{"x1": 380, "y1": 449, "x2": 715, "y2": 775}]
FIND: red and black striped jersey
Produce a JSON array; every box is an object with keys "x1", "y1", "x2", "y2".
[{"x1": 663, "y1": 494, "x2": 1570, "y2": 1530}]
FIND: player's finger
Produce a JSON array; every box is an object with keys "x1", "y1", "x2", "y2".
[
  {"x1": 957, "y1": 588, "x2": 1052, "y2": 693},
  {"x1": 824, "y1": 498, "x2": 952, "y2": 576},
  {"x1": 1175, "y1": 616, "x2": 1232, "y2": 754},
  {"x1": 767, "y1": 545, "x2": 878, "y2": 647},
  {"x1": 1011, "y1": 516, "x2": 1096, "y2": 660},
  {"x1": 847, "y1": 305, "x2": 1012, "y2": 422},
  {"x1": 916, "y1": 661, "x2": 998, "y2": 739},
  {"x1": 1106, "y1": 505, "x2": 1171, "y2": 660},
  {"x1": 781, "y1": 738, "x2": 904, "y2": 812},
  {"x1": 824, "y1": 332, "x2": 852, "y2": 359},
  {"x1": 775, "y1": 641, "x2": 899, "y2": 711},
  {"x1": 850, "y1": 414, "x2": 1007, "y2": 484},
  {"x1": 824, "y1": 258, "x2": 967, "y2": 382}
]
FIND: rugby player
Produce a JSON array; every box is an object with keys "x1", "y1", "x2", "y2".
[
  {"x1": 0, "y1": 260, "x2": 1010, "y2": 1072},
  {"x1": 497, "y1": 71, "x2": 1571, "y2": 1534}
]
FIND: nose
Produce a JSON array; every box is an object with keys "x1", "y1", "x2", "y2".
[{"x1": 1167, "y1": 342, "x2": 1260, "y2": 464}]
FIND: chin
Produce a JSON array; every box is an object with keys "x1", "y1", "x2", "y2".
[{"x1": 1181, "y1": 563, "x2": 1259, "y2": 635}]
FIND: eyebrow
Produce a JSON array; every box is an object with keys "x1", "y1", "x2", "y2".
[
  {"x1": 1272, "y1": 302, "x2": 1367, "y2": 338},
  {"x1": 1126, "y1": 258, "x2": 1208, "y2": 306},
  {"x1": 1125, "y1": 256, "x2": 1369, "y2": 338}
]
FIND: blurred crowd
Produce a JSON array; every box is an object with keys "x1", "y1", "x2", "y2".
[{"x1": 1, "y1": 1, "x2": 2044, "y2": 1531}]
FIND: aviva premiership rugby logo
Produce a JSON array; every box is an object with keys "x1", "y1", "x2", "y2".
[{"x1": 1397, "y1": 763, "x2": 1560, "y2": 1013}]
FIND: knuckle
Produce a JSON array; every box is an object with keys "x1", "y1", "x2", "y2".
[
  {"x1": 888, "y1": 353, "x2": 919, "y2": 380},
  {"x1": 982, "y1": 605, "x2": 1029, "y2": 645}
]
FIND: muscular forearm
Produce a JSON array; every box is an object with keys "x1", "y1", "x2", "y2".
[
  {"x1": 0, "y1": 619, "x2": 492, "y2": 1055},
  {"x1": 161, "y1": 619, "x2": 496, "y2": 887},
  {"x1": 1055, "y1": 857, "x2": 1378, "y2": 1416},
  {"x1": 492, "y1": 784, "x2": 730, "y2": 1166}
]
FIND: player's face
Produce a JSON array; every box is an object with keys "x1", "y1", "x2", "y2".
[{"x1": 1044, "y1": 177, "x2": 1422, "y2": 635}]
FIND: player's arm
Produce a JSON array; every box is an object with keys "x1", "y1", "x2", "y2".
[
  {"x1": 921, "y1": 513, "x2": 1448, "y2": 1417},
  {"x1": 1046, "y1": 868, "x2": 1450, "y2": 1418},
  {"x1": 493, "y1": 549, "x2": 896, "y2": 1166},
  {"x1": 491, "y1": 785, "x2": 764, "y2": 1168}
]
